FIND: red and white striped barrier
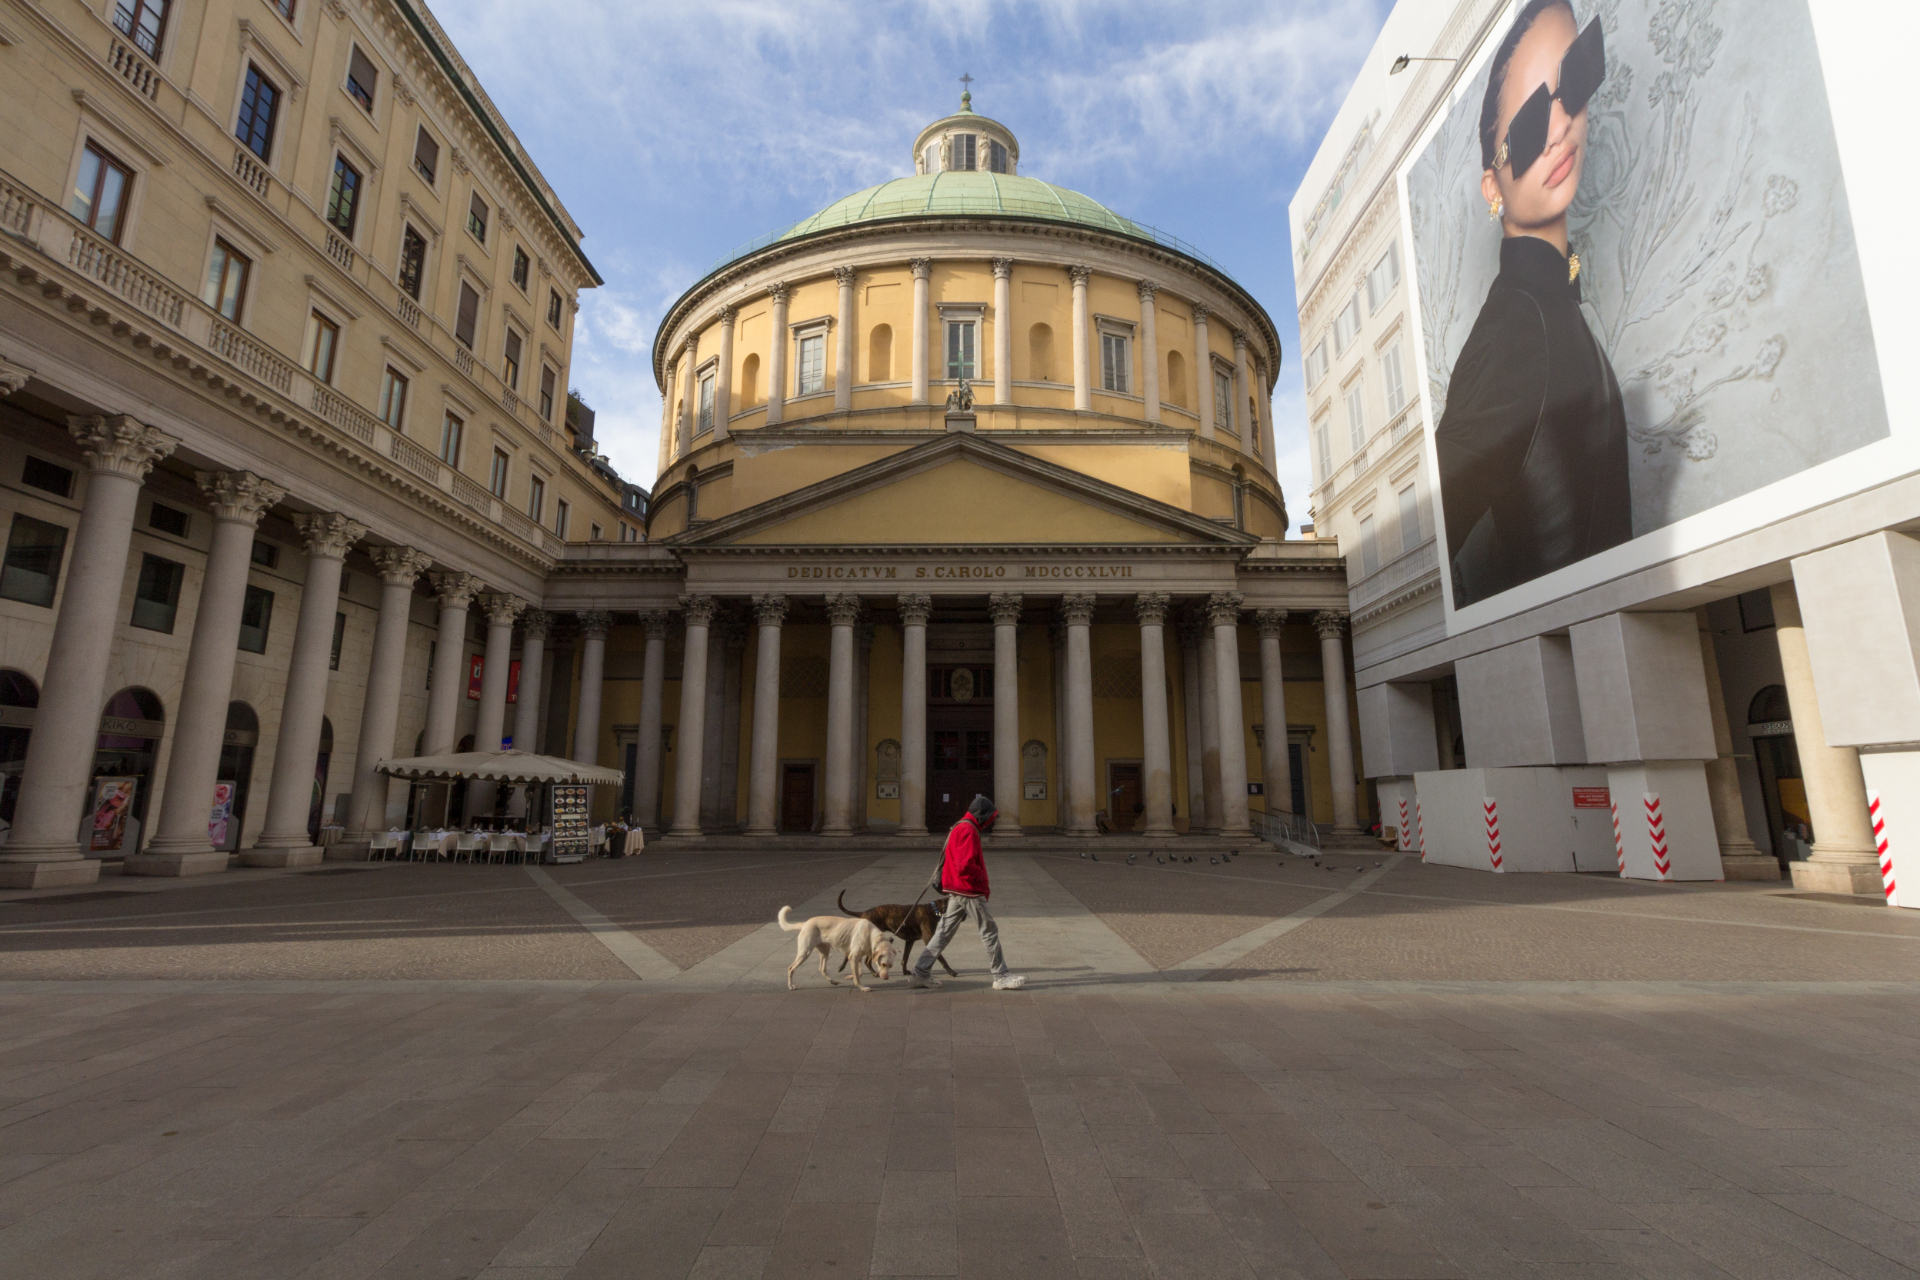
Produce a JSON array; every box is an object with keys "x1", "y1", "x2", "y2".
[
  {"x1": 1645, "y1": 793, "x2": 1672, "y2": 880},
  {"x1": 1483, "y1": 797, "x2": 1503, "y2": 872},
  {"x1": 1397, "y1": 797, "x2": 1411, "y2": 852},
  {"x1": 1610, "y1": 799, "x2": 1625, "y2": 875},
  {"x1": 1416, "y1": 800, "x2": 1427, "y2": 861},
  {"x1": 1872, "y1": 789, "x2": 1898, "y2": 907}
]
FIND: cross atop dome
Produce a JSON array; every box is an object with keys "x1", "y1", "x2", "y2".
[{"x1": 959, "y1": 72, "x2": 974, "y2": 112}]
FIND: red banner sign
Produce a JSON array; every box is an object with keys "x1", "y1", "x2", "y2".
[{"x1": 1572, "y1": 787, "x2": 1611, "y2": 809}]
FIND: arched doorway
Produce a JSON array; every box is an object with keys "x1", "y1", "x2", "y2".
[
  {"x1": 307, "y1": 717, "x2": 333, "y2": 841},
  {"x1": 1748, "y1": 684, "x2": 1808, "y2": 870},
  {"x1": 214, "y1": 703, "x2": 258, "y2": 852},
  {"x1": 0, "y1": 670, "x2": 39, "y2": 834},
  {"x1": 91, "y1": 688, "x2": 163, "y2": 858}
]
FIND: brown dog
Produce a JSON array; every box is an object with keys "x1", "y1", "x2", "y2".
[{"x1": 838, "y1": 890, "x2": 960, "y2": 978}]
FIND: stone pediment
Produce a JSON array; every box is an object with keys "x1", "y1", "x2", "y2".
[{"x1": 667, "y1": 434, "x2": 1255, "y2": 549}]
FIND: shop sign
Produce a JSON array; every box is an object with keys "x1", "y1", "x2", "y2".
[
  {"x1": 99, "y1": 716, "x2": 164, "y2": 739},
  {"x1": 1572, "y1": 787, "x2": 1611, "y2": 809}
]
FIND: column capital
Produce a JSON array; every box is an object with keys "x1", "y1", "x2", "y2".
[
  {"x1": 678, "y1": 594, "x2": 717, "y2": 627},
  {"x1": 834, "y1": 265, "x2": 858, "y2": 288},
  {"x1": 683, "y1": 333, "x2": 699, "y2": 357},
  {"x1": 371, "y1": 545, "x2": 433, "y2": 586},
  {"x1": 68, "y1": 414, "x2": 178, "y2": 481},
  {"x1": 1134, "y1": 592, "x2": 1171, "y2": 627},
  {"x1": 429, "y1": 570, "x2": 483, "y2": 608},
  {"x1": 718, "y1": 304, "x2": 738, "y2": 326},
  {"x1": 0, "y1": 356, "x2": 34, "y2": 396},
  {"x1": 1067, "y1": 265, "x2": 1093, "y2": 287},
  {"x1": 520, "y1": 607, "x2": 552, "y2": 639},
  {"x1": 766, "y1": 281, "x2": 790, "y2": 305},
  {"x1": 1312, "y1": 609, "x2": 1348, "y2": 640},
  {"x1": 991, "y1": 257, "x2": 1014, "y2": 280},
  {"x1": 1232, "y1": 329, "x2": 1248, "y2": 353},
  {"x1": 196, "y1": 471, "x2": 284, "y2": 525},
  {"x1": 1254, "y1": 608, "x2": 1290, "y2": 638},
  {"x1": 638, "y1": 607, "x2": 673, "y2": 638},
  {"x1": 896, "y1": 593, "x2": 933, "y2": 626},
  {"x1": 293, "y1": 511, "x2": 368, "y2": 560},
  {"x1": 1190, "y1": 302, "x2": 1212, "y2": 323},
  {"x1": 479, "y1": 592, "x2": 526, "y2": 627},
  {"x1": 1136, "y1": 279, "x2": 1158, "y2": 303},
  {"x1": 578, "y1": 609, "x2": 615, "y2": 638},
  {"x1": 909, "y1": 258, "x2": 932, "y2": 281},
  {"x1": 825, "y1": 592, "x2": 862, "y2": 626},
  {"x1": 751, "y1": 593, "x2": 789, "y2": 627},
  {"x1": 1059, "y1": 593, "x2": 1097, "y2": 627},
  {"x1": 1206, "y1": 591, "x2": 1245, "y2": 628},
  {"x1": 987, "y1": 592, "x2": 1024, "y2": 626}
]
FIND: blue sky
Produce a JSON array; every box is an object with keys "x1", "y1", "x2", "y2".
[{"x1": 436, "y1": 0, "x2": 1390, "y2": 533}]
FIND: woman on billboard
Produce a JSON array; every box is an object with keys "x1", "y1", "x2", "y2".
[{"x1": 1435, "y1": 0, "x2": 1631, "y2": 606}]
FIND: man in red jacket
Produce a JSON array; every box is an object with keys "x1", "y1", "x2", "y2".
[{"x1": 910, "y1": 794, "x2": 1025, "y2": 990}]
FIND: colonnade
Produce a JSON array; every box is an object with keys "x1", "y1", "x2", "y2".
[{"x1": 660, "y1": 258, "x2": 1283, "y2": 467}]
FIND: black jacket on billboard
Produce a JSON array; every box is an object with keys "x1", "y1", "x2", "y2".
[{"x1": 1434, "y1": 234, "x2": 1632, "y2": 606}]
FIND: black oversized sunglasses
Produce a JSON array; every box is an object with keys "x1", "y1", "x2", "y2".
[{"x1": 1493, "y1": 17, "x2": 1606, "y2": 178}]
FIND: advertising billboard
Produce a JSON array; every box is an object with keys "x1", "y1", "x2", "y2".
[{"x1": 1403, "y1": 0, "x2": 1891, "y2": 618}]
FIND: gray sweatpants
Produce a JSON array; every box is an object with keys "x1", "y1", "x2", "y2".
[{"x1": 913, "y1": 892, "x2": 1008, "y2": 978}]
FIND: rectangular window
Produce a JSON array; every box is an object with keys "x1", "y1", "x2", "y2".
[
  {"x1": 1397, "y1": 483, "x2": 1420, "y2": 554},
  {"x1": 1306, "y1": 338, "x2": 1328, "y2": 387},
  {"x1": 502, "y1": 330, "x2": 522, "y2": 391},
  {"x1": 251, "y1": 539, "x2": 277, "y2": 568},
  {"x1": 235, "y1": 66, "x2": 280, "y2": 163},
  {"x1": 305, "y1": 311, "x2": 339, "y2": 383},
  {"x1": 112, "y1": 0, "x2": 169, "y2": 59},
  {"x1": 796, "y1": 332, "x2": 825, "y2": 395},
  {"x1": 489, "y1": 447, "x2": 510, "y2": 498},
  {"x1": 1214, "y1": 369, "x2": 1234, "y2": 430},
  {"x1": 1359, "y1": 513, "x2": 1379, "y2": 576},
  {"x1": 1382, "y1": 342, "x2": 1407, "y2": 417},
  {"x1": 466, "y1": 192, "x2": 489, "y2": 243},
  {"x1": 591, "y1": 523, "x2": 603, "y2": 541},
  {"x1": 698, "y1": 373, "x2": 715, "y2": 434},
  {"x1": 0, "y1": 515, "x2": 68, "y2": 608},
  {"x1": 378, "y1": 367, "x2": 408, "y2": 428},
  {"x1": 539, "y1": 365, "x2": 557, "y2": 421},
  {"x1": 554, "y1": 499, "x2": 570, "y2": 539},
  {"x1": 70, "y1": 143, "x2": 133, "y2": 242},
  {"x1": 547, "y1": 290, "x2": 563, "y2": 329},
  {"x1": 944, "y1": 320, "x2": 975, "y2": 382},
  {"x1": 988, "y1": 139, "x2": 1008, "y2": 173},
  {"x1": 238, "y1": 584, "x2": 273, "y2": 653},
  {"x1": 1345, "y1": 381, "x2": 1366, "y2": 451},
  {"x1": 512, "y1": 247, "x2": 529, "y2": 291},
  {"x1": 413, "y1": 127, "x2": 439, "y2": 185},
  {"x1": 20, "y1": 457, "x2": 74, "y2": 499},
  {"x1": 147, "y1": 502, "x2": 189, "y2": 538},
  {"x1": 440, "y1": 413, "x2": 463, "y2": 466},
  {"x1": 1367, "y1": 241, "x2": 1402, "y2": 314},
  {"x1": 330, "y1": 611, "x2": 346, "y2": 670},
  {"x1": 325, "y1": 155, "x2": 361, "y2": 237},
  {"x1": 1100, "y1": 332, "x2": 1129, "y2": 394},
  {"x1": 527, "y1": 474, "x2": 545, "y2": 521},
  {"x1": 346, "y1": 45, "x2": 378, "y2": 112},
  {"x1": 953, "y1": 134, "x2": 976, "y2": 171},
  {"x1": 455, "y1": 282, "x2": 480, "y2": 349},
  {"x1": 1314, "y1": 413, "x2": 1331, "y2": 479},
  {"x1": 272, "y1": 0, "x2": 294, "y2": 19},
  {"x1": 399, "y1": 226, "x2": 427, "y2": 301},
  {"x1": 130, "y1": 553, "x2": 183, "y2": 632},
  {"x1": 203, "y1": 238, "x2": 251, "y2": 322},
  {"x1": 1333, "y1": 292, "x2": 1362, "y2": 356}
]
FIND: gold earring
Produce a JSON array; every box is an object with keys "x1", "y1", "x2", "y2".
[{"x1": 1488, "y1": 195, "x2": 1503, "y2": 222}]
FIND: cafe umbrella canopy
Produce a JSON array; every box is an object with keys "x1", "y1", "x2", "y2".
[{"x1": 372, "y1": 749, "x2": 624, "y2": 786}]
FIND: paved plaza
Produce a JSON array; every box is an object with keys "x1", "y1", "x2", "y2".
[{"x1": 0, "y1": 847, "x2": 1916, "y2": 1279}]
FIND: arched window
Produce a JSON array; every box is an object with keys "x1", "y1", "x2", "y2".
[
  {"x1": 1748, "y1": 685, "x2": 1792, "y2": 726},
  {"x1": 1166, "y1": 350, "x2": 1187, "y2": 408},
  {"x1": 867, "y1": 324, "x2": 892, "y2": 383},
  {"x1": 740, "y1": 353, "x2": 760, "y2": 408},
  {"x1": 1028, "y1": 323, "x2": 1054, "y2": 382}
]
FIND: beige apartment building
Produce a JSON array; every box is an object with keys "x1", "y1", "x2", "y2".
[{"x1": 0, "y1": 0, "x2": 634, "y2": 886}]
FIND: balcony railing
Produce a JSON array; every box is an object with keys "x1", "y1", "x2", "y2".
[
  {"x1": 211, "y1": 320, "x2": 295, "y2": 395},
  {"x1": 453, "y1": 345, "x2": 474, "y2": 377},
  {"x1": 67, "y1": 224, "x2": 186, "y2": 329},
  {"x1": 232, "y1": 148, "x2": 271, "y2": 199},
  {"x1": 324, "y1": 231, "x2": 355, "y2": 273},
  {"x1": 397, "y1": 295, "x2": 420, "y2": 329},
  {"x1": 388, "y1": 433, "x2": 442, "y2": 483},
  {"x1": 109, "y1": 39, "x2": 160, "y2": 101},
  {"x1": 451, "y1": 471, "x2": 492, "y2": 513},
  {"x1": 310, "y1": 383, "x2": 378, "y2": 446}
]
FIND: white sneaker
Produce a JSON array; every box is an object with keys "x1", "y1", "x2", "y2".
[
  {"x1": 992, "y1": 974, "x2": 1027, "y2": 990},
  {"x1": 909, "y1": 973, "x2": 943, "y2": 989}
]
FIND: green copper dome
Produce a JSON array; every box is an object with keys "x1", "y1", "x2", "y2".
[{"x1": 776, "y1": 171, "x2": 1146, "y2": 241}]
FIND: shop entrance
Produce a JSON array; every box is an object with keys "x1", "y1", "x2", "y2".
[
  {"x1": 214, "y1": 702, "x2": 258, "y2": 852},
  {"x1": 0, "y1": 670, "x2": 39, "y2": 832},
  {"x1": 91, "y1": 688, "x2": 163, "y2": 858},
  {"x1": 1748, "y1": 685, "x2": 1807, "y2": 870}
]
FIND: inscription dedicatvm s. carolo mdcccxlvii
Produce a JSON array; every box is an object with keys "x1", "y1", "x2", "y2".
[{"x1": 785, "y1": 563, "x2": 1136, "y2": 581}]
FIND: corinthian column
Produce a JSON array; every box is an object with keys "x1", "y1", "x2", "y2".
[
  {"x1": 423, "y1": 572, "x2": 480, "y2": 756},
  {"x1": 1137, "y1": 281, "x2": 1161, "y2": 423},
  {"x1": 766, "y1": 283, "x2": 790, "y2": 424},
  {"x1": 1195, "y1": 606, "x2": 1224, "y2": 834},
  {"x1": 1, "y1": 416, "x2": 177, "y2": 887},
  {"x1": 989, "y1": 592, "x2": 1024, "y2": 836},
  {"x1": 714, "y1": 307, "x2": 736, "y2": 442},
  {"x1": 1209, "y1": 592, "x2": 1252, "y2": 837},
  {"x1": 1192, "y1": 304, "x2": 1215, "y2": 440},
  {"x1": 822, "y1": 593, "x2": 862, "y2": 836},
  {"x1": 1255, "y1": 610, "x2": 1292, "y2": 816},
  {"x1": 1232, "y1": 331, "x2": 1252, "y2": 443},
  {"x1": 343, "y1": 546, "x2": 432, "y2": 844},
  {"x1": 897, "y1": 594, "x2": 932, "y2": 836},
  {"x1": 245, "y1": 511, "x2": 368, "y2": 865},
  {"x1": 507, "y1": 609, "x2": 549, "y2": 821},
  {"x1": 1177, "y1": 609, "x2": 1208, "y2": 833},
  {"x1": 658, "y1": 358, "x2": 678, "y2": 470},
  {"x1": 1069, "y1": 266, "x2": 1092, "y2": 412},
  {"x1": 1135, "y1": 592, "x2": 1176, "y2": 837},
  {"x1": 573, "y1": 610, "x2": 612, "y2": 766},
  {"x1": 679, "y1": 334, "x2": 698, "y2": 453},
  {"x1": 834, "y1": 267, "x2": 856, "y2": 412},
  {"x1": 467, "y1": 593, "x2": 525, "y2": 816},
  {"x1": 1315, "y1": 611, "x2": 1360, "y2": 834},
  {"x1": 909, "y1": 260, "x2": 931, "y2": 404},
  {"x1": 670, "y1": 596, "x2": 715, "y2": 836},
  {"x1": 634, "y1": 609, "x2": 671, "y2": 832},
  {"x1": 744, "y1": 594, "x2": 787, "y2": 835},
  {"x1": 1061, "y1": 593, "x2": 1097, "y2": 835},
  {"x1": 992, "y1": 258, "x2": 1014, "y2": 405},
  {"x1": 138, "y1": 472, "x2": 285, "y2": 873}
]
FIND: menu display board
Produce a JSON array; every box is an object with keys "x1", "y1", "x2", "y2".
[{"x1": 550, "y1": 784, "x2": 590, "y2": 862}]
